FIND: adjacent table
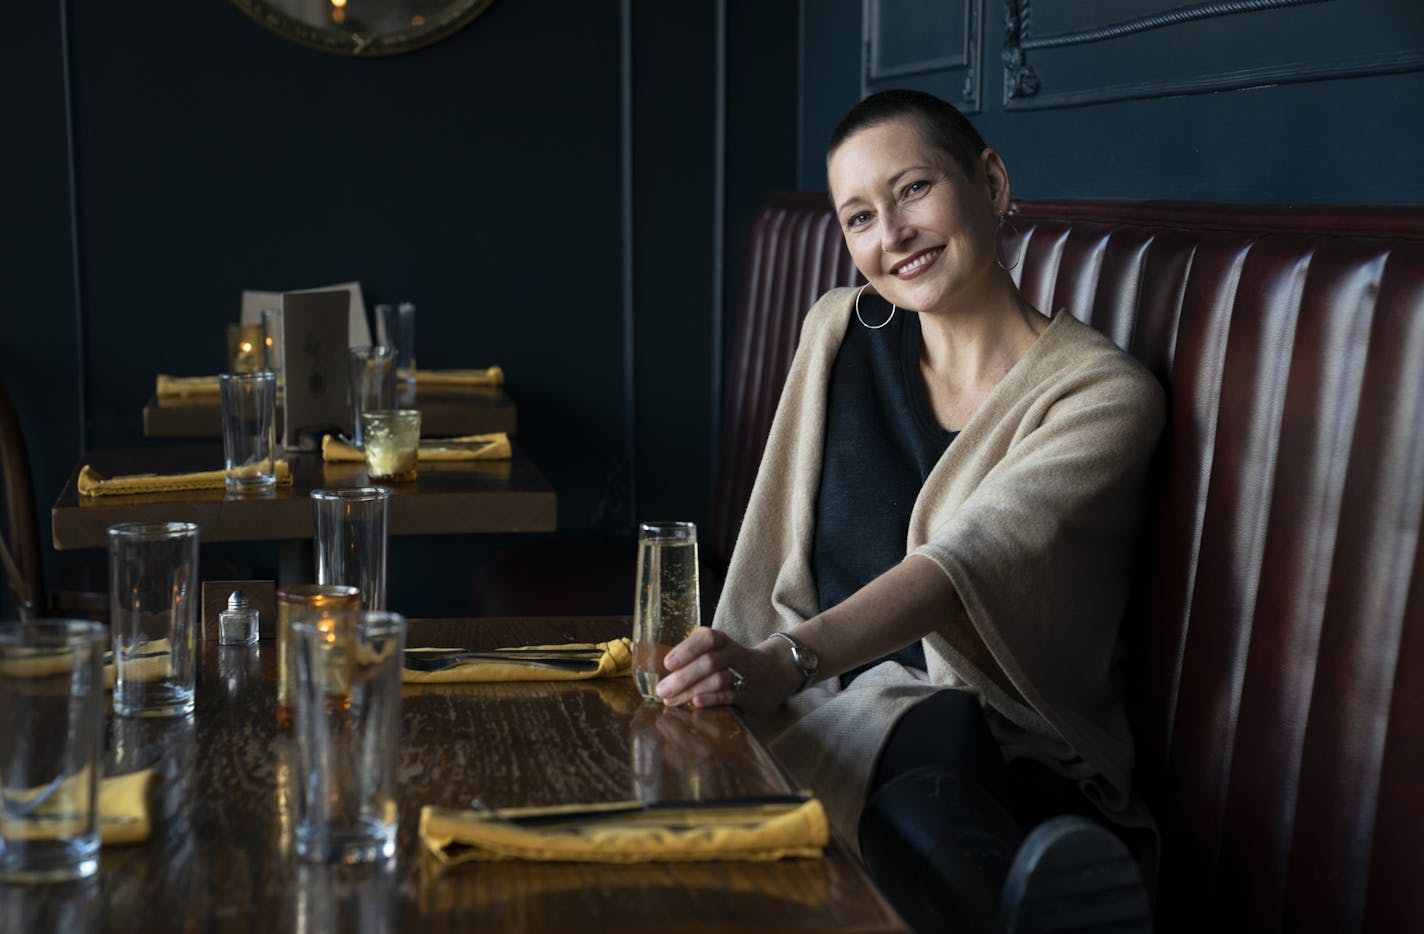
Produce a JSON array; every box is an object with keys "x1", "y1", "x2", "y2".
[
  {"x1": 142, "y1": 386, "x2": 518, "y2": 439},
  {"x1": 0, "y1": 617, "x2": 906, "y2": 932},
  {"x1": 50, "y1": 444, "x2": 556, "y2": 551}
]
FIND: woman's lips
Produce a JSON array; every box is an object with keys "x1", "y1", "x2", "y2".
[{"x1": 891, "y1": 247, "x2": 943, "y2": 279}]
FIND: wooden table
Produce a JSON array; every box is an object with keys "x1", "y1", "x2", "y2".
[
  {"x1": 50, "y1": 444, "x2": 556, "y2": 550},
  {"x1": 143, "y1": 386, "x2": 517, "y2": 439},
  {"x1": 0, "y1": 617, "x2": 906, "y2": 932}
]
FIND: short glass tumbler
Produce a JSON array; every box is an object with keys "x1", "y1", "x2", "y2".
[
  {"x1": 0, "y1": 619, "x2": 107, "y2": 882},
  {"x1": 360, "y1": 410, "x2": 420, "y2": 482},
  {"x1": 220, "y1": 371, "x2": 278, "y2": 492},
  {"x1": 291, "y1": 611, "x2": 406, "y2": 863},
  {"x1": 631, "y1": 521, "x2": 701, "y2": 700},
  {"x1": 346, "y1": 346, "x2": 397, "y2": 448},
  {"x1": 108, "y1": 521, "x2": 199, "y2": 717}
]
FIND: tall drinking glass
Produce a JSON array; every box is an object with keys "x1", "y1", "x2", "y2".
[
  {"x1": 375, "y1": 300, "x2": 415, "y2": 398},
  {"x1": 346, "y1": 347, "x2": 396, "y2": 448},
  {"x1": 290, "y1": 610, "x2": 406, "y2": 863},
  {"x1": 311, "y1": 487, "x2": 390, "y2": 610},
  {"x1": 261, "y1": 308, "x2": 285, "y2": 387},
  {"x1": 275, "y1": 584, "x2": 361, "y2": 728},
  {"x1": 220, "y1": 371, "x2": 278, "y2": 492},
  {"x1": 631, "y1": 521, "x2": 701, "y2": 700},
  {"x1": 109, "y1": 522, "x2": 199, "y2": 717},
  {"x1": 0, "y1": 619, "x2": 107, "y2": 883}
]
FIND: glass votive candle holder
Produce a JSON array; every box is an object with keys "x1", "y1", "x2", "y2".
[
  {"x1": 226, "y1": 323, "x2": 264, "y2": 374},
  {"x1": 275, "y1": 583, "x2": 362, "y2": 729},
  {"x1": 361, "y1": 409, "x2": 421, "y2": 482}
]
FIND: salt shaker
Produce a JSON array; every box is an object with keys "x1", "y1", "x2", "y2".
[{"x1": 218, "y1": 590, "x2": 259, "y2": 645}]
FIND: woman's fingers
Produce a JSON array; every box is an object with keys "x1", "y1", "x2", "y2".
[
  {"x1": 662, "y1": 627, "x2": 724, "y2": 671},
  {"x1": 656, "y1": 630, "x2": 738, "y2": 707}
]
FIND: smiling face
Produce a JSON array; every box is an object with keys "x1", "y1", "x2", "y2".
[{"x1": 828, "y1": 117, "x2": 1009, "y2": 318}]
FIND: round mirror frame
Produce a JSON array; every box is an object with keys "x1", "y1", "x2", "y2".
[{"x1": 229, "y1": 0, "x2": 496, "y2": 57}]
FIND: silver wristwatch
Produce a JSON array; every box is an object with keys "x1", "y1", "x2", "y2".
[{"x1": 769, "y1": 631, "x2": 819, "y2": 692}]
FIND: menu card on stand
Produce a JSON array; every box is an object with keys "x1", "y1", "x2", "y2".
[
  {"x1": 241, "y1": 281, "x2": 372, "y2": 345},
  {"x1": 280, "y1": 290, "x2": 351, "y2": 451}
]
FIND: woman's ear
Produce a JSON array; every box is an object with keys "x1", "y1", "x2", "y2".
[{"x1": 979, "y1": 148, "x2": 1012, "y2": 215}]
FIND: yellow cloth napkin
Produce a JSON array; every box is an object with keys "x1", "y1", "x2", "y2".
[
  {"x1": 402, "y1": 638, "x2": 632, "y2": 684},
  {"x1": 155, "y1": 374, "x2": 221, "y2": 398},
  {"x1": 77, "y1": 461, "x2": 293, "y2": 496},
  {"x1": 321, "y1": 433, "x2": 512, "y2": 463},
  {"x1": 414, "y1": 366, "x2": 505, "y2": 388},
  {"x1": 419, "y1": 795, "x2": 829, "y2": 865},
  {"x1": 103, "y1": 638, "x2": 175, "y2": 690},
  {"x1": 100, "y1": 769, "x2": 156, "y2": 844},
  {"x1": 1, "y1": 769, "x2": 154, "y2": 845}
]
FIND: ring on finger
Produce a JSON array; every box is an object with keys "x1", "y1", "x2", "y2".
[{"x1": 726, "y1": 667, "x2": 747, "y2": 692}]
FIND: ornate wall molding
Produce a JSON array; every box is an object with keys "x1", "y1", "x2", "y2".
[
  {"x1": 999, "y1": 0, "x2": 1424, "y2": 110},
  {"x1": 863, "y1": 0, "x2": 984, "y2": 113},
  {"x1": 1002, "y1": 0, "x2": 1040, "y2": 101},
  {"x1": 1020, "y1": 0, "x2": 1327, "y2": 52}
]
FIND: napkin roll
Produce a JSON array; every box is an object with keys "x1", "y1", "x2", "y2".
[
  {"x1": 0, "y1": 769, "x2": 154, "y2": 846},
  {"x1": 414, "y1": 366, "x2": 504, "y2": 388},
  {"x1": 420, "y1": 795, "x2": 829, "y2": 865},
  {"x1": 78, "y1": 461, "x2": 293, "y2": 497},
  {"x1": 322, "y1": 433, "x2": 513, "y2": 464},
  {"x1": 402, "y1": 638, "x2": 632, "y2": 683}
]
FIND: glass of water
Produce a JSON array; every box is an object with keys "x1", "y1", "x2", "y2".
[
  {"x1": 631, "y1": 521, "x2": 701, "y2": 701},
  {"x1": 0, "y1": 619, "x2": 107, "y2": 882}
]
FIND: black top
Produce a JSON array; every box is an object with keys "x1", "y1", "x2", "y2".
[{"x1": 813, "y1": 295, "x2": 958, "y2": 687}]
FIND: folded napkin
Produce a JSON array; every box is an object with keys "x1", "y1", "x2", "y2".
[
  {"x1": 103, "y1": 638, "x2": 175, "y2": 690},
  {"x1": 419, "y1": 794, "x2": 829, "y2": 865},
  {"x1": 322, "y1": 432, "x2": 512, "y2": 463},
  {"x1": 78, "y1": 461, "x2": 293, "y2": 497},
  {"x1": 1, "y1": 768, "x2": 154, "y2": 845},
  {"x1": 414, "y1": 366, "x2": 505, "y2": 388},
  {"x1": 155, "y1": 374, "x2": 221, "y2": 399},
  {"x1": 402, "y1": 638, "x2": 632, "y2": 684},
  {"x1": 99, "y1": 769, "x2": 156, "y2": 844}
]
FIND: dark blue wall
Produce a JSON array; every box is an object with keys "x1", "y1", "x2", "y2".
[{"x1": 799, "y1": 0, "x2": 1424, "y2": 204}]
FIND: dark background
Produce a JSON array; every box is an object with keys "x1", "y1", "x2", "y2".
[{"x1": 3, "y1": 0, "x2": 1420, "y2": 619}]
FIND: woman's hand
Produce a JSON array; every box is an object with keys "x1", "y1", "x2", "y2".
[{"x1": 655, "y1": 628, "x2": 799, "y2": 714}]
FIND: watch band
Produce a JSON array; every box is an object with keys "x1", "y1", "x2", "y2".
[{"x1": 769, "y1": 631, "x2": 819, "y2": 692}]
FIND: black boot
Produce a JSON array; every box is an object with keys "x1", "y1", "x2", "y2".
[{"x1": 998, "y1": 815, "x2": 1153, "y2": 934}]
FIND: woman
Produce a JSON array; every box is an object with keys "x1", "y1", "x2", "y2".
[{"x1": 655, "y1": 89, "x2": 1162, "y2": 933}]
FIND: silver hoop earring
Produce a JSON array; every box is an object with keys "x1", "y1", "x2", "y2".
[
  {"x1": 995, "y1": 213, "x2": 1020, "y2": 272},
  {"x1": 854, "y1": 283, "x2": 897, "y2": 330}
]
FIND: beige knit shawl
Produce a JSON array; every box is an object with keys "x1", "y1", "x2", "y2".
[{"x1": 713, "y1": 287, "x2": 1165, "y2": 853}]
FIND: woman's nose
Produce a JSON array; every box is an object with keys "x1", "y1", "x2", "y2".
[{"x1": 879, "y1": 209, "x2": 913, "y2": 252}]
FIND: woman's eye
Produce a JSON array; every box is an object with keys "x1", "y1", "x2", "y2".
[
  {"x1": 847, "y1": 212, "x2": 872, "y2": 229},
  {"x1": 905, "y1": 180, "x2": 929, "y2": 197}
]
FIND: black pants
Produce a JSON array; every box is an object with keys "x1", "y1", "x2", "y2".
[{"x1": 858, "y1": 690, "x2": 1097, "y2": 934}]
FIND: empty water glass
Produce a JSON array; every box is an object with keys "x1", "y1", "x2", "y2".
[
  {"x1": 108, "y1": 521, "x2": 199, "y2": 718},
  {"x1": 346, "y1": 347, "x2": 396, "y2": 448},
  {"x1": 220, "y1": 371, "x2": 278, "y2": 492},
  {"x1": 311, "y1": 487, "x2": 390, "y2": 611},
  {"x1": 291, "y1": 610, "x2": 406, "y2": 863},
  {"x1": 0, "y1": 619, "x2": 107, "y2": 883}
]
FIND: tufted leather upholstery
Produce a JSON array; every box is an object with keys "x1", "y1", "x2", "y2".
[
  {"x1": 712, "y1": 193, "x2": 1424, "y2": 934},
  {"x1": 707, "y1": 192, "x2": 862, "y2": 574}
]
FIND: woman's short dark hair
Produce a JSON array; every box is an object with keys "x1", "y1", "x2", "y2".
[{"x1": 827, "y1": 89, "x2": 988, "y2": 180}]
